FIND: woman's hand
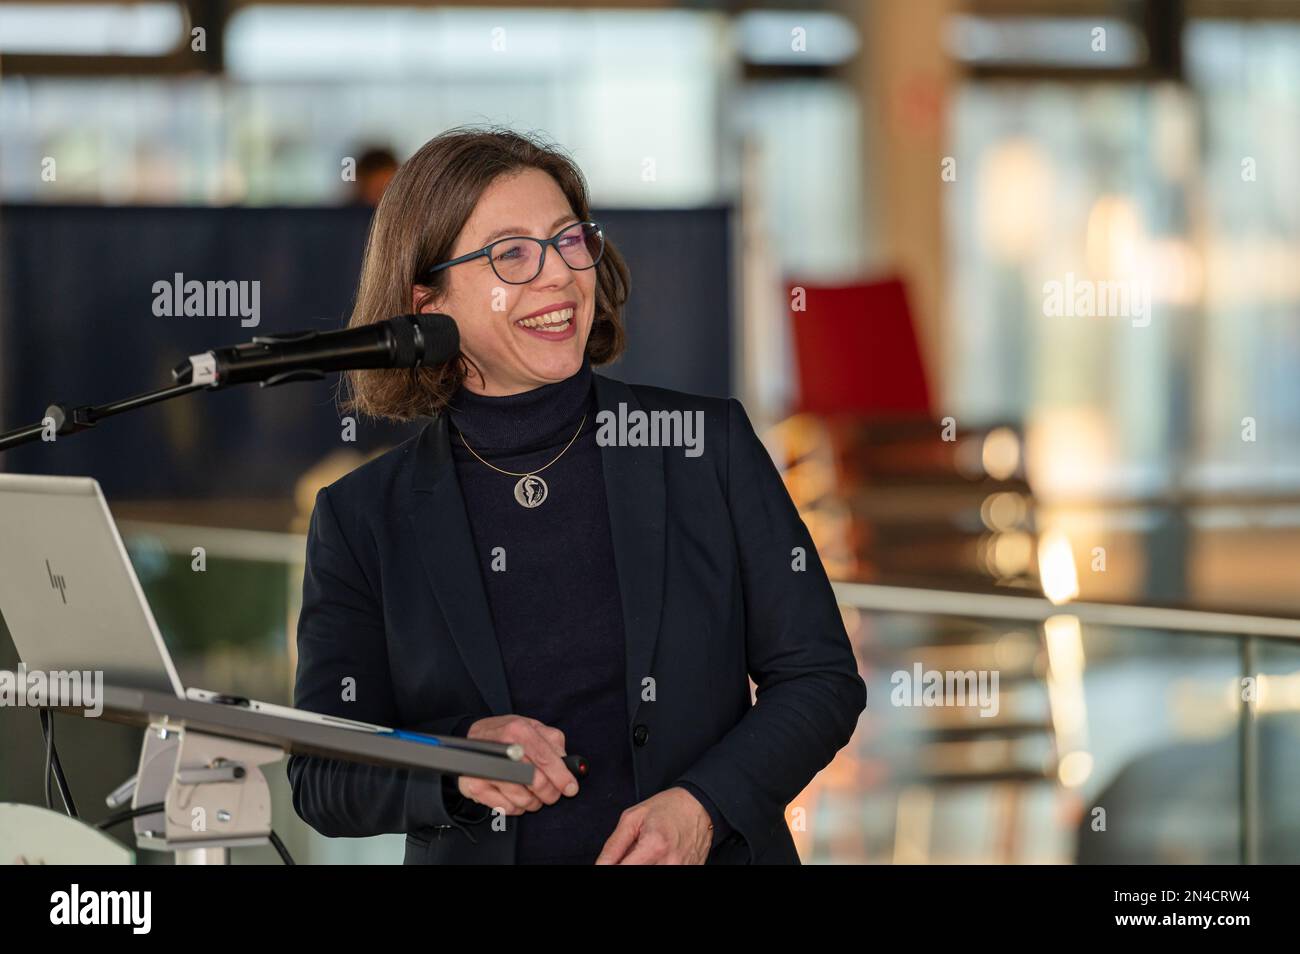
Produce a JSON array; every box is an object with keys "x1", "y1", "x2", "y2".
[
  {"x1": 594, "y1": 788, "x2": 712, "y2": 864},
  {"x1": 456, "y1": 714, "x2": 580, "y2": 815}
]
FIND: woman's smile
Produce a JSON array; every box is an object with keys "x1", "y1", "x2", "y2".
[{"x1": 514, "y1": 301, "x2": 577, "y2": 341}]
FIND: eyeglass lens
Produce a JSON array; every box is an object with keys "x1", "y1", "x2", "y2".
[{"x1": 489, "y1": 223, "x2": 603, "y2": 284}]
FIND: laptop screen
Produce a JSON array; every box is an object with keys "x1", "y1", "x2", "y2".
[{"x1": 0, "y1": 474, "x2": 184, "y2": 697}]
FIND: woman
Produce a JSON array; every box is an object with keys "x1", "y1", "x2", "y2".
[{"x1": 286, "y1": 126, "x2": 866, "y2": 865}]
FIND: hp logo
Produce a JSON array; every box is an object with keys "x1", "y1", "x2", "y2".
[{"x1": 46, "y1": 559, "x2": 67, "y2": 604}]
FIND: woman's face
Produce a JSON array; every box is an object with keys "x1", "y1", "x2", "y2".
[{"x1": 419, "y1": 167, "x2": 597, "y2": 396}]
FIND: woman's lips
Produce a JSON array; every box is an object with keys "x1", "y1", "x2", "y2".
[
  {"x1": 516, "y1": 320, "x2": 576, "y2": 342},
  {"x1": 514, "y1": 304, "x2": 576, "y2": 341}
]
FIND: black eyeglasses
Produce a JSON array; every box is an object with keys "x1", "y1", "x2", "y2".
[{"x1": 425, "y1": 220, "x2": 605, "y2": 286}]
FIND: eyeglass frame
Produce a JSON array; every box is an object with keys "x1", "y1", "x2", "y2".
[{"x1": 422, "y1": 219, "x2": 605, "y2": 286}]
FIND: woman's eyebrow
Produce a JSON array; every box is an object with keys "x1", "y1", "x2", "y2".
[{"x1": 479, "y1": 213, "x2": 578, "y2": 246}]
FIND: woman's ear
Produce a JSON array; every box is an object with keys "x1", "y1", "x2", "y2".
[{"x1": 412, "y1": 285, "x2": 439, "y2": 314}]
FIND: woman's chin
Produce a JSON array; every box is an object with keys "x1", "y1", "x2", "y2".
[{"x1": 514, "y1": 335, "x2": 588, "y2": 380}]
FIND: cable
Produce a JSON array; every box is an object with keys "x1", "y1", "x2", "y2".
[
  {"x1": 95, "y1": 801, "x2": 165, "y2": 831},
  {"x1": 40, "y1": 710, "x2": 53, "y2": 811},
  {"x1": 50, "y1": 740, "x2": 78, "y2": 818},
  {"x1": 38, "y1": 710, "x2": 79, "y2": 818},
  {"x1": 96, "y1": 803, "x2": 297, "y2": 865},
  {"x1": 268, "y1": 830, "x2": 296, "y2": 865}
]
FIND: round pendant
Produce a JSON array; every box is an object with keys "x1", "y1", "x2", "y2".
[{"x1": 514, "y1": 474, "x2": 548, "y2": 508}]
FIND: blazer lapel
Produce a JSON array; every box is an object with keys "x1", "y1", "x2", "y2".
[
  {"x1": 593, "y1": 374, "x2": 667, "y2": 723},
  {"x1": 407, "y1": 413, "x2": 514, "y2": 717}
]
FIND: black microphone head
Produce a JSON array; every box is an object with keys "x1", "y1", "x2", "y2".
[
  {"x1": 407, "y1": 313, "x2": 460, "y2": 367},
  {"x1": 385, "y1": 315, "x2": 418, "y2": 368}
]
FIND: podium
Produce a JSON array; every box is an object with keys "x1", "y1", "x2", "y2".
[{"x1": 5, "y1": 677, "x2": 533, "y2": 864}]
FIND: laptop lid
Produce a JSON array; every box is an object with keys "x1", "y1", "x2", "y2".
[{"x1": 0, "y1": 473, "x2": 184, "y2": 697}]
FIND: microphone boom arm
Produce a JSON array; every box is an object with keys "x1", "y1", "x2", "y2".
[
  {"x1": 0, "y1": 313, "x2": 456, "y2": 454},
  {"x1": 0, "y1": 381, "x2": 210, "y2": 453}
]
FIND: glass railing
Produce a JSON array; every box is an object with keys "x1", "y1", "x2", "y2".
[
  {"x1": 7, "y1": 521, "x2": 1296, "y2": 864},
  {"x1": 816, "y1": 582, "x2": 1300, "y2": 864}
]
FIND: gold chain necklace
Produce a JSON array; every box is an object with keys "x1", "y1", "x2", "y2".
[{"x1": 452, "y1": 413, "x2": 587, "y2": 509}]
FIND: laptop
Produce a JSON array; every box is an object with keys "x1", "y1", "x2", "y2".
[{"x1": 0, "y1": 473, "x2": 385, "y2": 734}]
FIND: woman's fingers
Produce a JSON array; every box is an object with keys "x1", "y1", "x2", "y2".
[
  {"x1": 459, "y1": 714, "x2": 579, "y2": 810},
  {"x1": 462, "y1": 780, "x2": 542, "y2": 814},
  {"x1": 536, "y1": 723, "x2": 567, "y2": 753},
  {"x1": 498, "y1": 782, "x2": 544, "y2": 813},
  {"x1": 516, "y1": 720, "x2": 578, "y2": 802},
  {"x1": 594, "y1": 810, "x2": 641, "y2": 864}
]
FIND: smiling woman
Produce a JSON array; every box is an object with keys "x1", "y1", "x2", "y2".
[
  {"x1": 287, "y1": 124, "x2": 866, "y2": 865},
  {"x1": 343, "y1": 127, "x2": 629, "y2": 418}
]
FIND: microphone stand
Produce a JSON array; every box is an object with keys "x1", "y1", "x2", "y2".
[
  {"x1": 0, "y1": 313, "x2": 452, "y2": 453},
  {"x1": 0, "y1": 380, "x2": 211, "y2": 453}
]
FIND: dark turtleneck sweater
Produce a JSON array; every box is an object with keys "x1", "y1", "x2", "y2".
[
  {"x1": 443, "y1": 357, "x2": 633, "y2": 864},
  {"x1": 440, "y1": 357, "x2": 730, "y2": 863}
]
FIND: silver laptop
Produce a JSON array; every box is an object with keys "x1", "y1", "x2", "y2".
[{"x1": 0, "y1": 473, "x2": 381, "y2": 732}]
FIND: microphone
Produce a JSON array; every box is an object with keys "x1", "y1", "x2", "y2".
[{"x1": 173, "y1": 313, "x2": 459, "y2": 389}]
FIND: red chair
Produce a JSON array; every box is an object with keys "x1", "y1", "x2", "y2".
[{"x1": 787, "y1": 276, "x2": 932, "y2": 418}]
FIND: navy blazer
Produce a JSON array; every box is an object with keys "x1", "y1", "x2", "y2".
[{"x1": 286, "y1": 372, "x2": 867, "y2": 864}]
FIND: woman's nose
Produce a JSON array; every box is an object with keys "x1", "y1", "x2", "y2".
[{"x1": 533, "y1": 247, "x2": 576, "y2": 286}]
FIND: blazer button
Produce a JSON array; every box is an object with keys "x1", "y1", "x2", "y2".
[{"x1": 632, "y1": 724, "x2": 650, "y2": 747}]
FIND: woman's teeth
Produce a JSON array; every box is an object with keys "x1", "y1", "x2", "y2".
[{"x1": 517, "y1": 306, "x2": 574, "y2": 332}]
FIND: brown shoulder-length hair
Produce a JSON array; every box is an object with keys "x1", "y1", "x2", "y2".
[{"x1": 341, "y1": 125, "x2": 630, "y2": 421}]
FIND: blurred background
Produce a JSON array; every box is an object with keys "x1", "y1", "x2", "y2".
[{"x1": 3, "y1": 0, "x2": 1300, "y2": 864}]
